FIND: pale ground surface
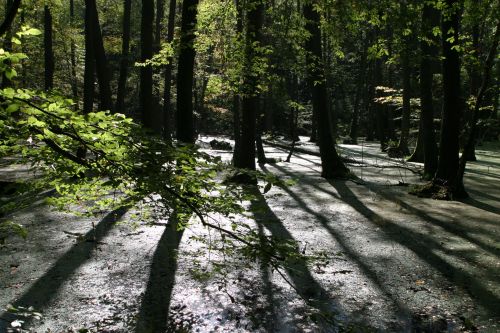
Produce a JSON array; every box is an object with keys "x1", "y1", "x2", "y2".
[{"x1": 0, "y1": 137, "x2": 499, "y2": 332}]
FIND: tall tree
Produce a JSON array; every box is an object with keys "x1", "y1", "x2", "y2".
[
  {"x1": 397, "y1": 1, "x2": 411, "y2": 155},
  {"x1": 232, "y1": 0, "x2": 243, "y2": 164},
  {"x1": 303, "y1": 0, "x2": 348, "y2": 179},
  {"x1": 419, "y1": 1, "x2": 439, "y2": 179},
  {"x1": 44, "y1": 5, "x2": 54, "y2": 91},
  {"x1": 456, "y1": 19, "x2": 500, "y2": 195},
  {"x1": 69, "y1": 0, "x2": 78, "y2": 101},
  {"x1": 89, "y1": 0, "x2": 113, "y2": 112},
  {"x1": 434, "y1": 0, "x2": 463, "y2": 196},
  {"x1": 155, "y1": 0, "x2": 164, "y2": 52},
  {"x1": 83, "y1": 0, "x2": 96, "y2": 116},
  {"x1": 232, "y1": 0, "x2": 264, "y2": 175},
  {"x1": 0, "y1": 0, "x2": 20, "y2": 37},
  {"x1": 140, "y1": 0, "x2": 154, "y2": 128},
  {"x1": 115, "y1": 0, "x2": 132, "y2": 113},
  {"x1": 176, "y1": 0, "x2": 200, "y2": 143},
  {"x1": 162, "y1": 0, "x2": 177, "y2": 140}
]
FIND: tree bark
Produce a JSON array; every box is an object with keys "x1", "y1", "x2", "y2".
[
  {"x1": 140, "y1": 0, "x2": 155, "y2": 128},
  {"x1": 90, "y1": 0, "x2": 113, "y2": 112},
  {"x1": 70, "y1": 0, "x2": 78, "y2": 102},
  {"x1": 304, "y1": 1, "x2": 348, "y2": 179},
  {"x1": 115, "y1": 0, "x2": 132, "y2": 114},
  {"x1": 44, "y1": 5, "x2": 54, "y2": 91},
  {"x1": 176, "y1": 0, "x2": 199, "y2": 143},
  {"x1": 83, "y1": 0, "x2": 96, "y2": 116},
  {"x1": 434, "y1": 0, "x2": 463, "y2": 194},
  {"x1": 456, "y1": 19, "x2": 499, "y2": 195},
  {"x1": 162, "y1": 0, "x2": 177, "y2": 141},
  {"x1": 154, "y1": 0, "x2": 165, "y2": 52},
  {"x1": 0, "y1": 0, "x2": 20, "y2": 37},
  {"x1": 233, "y1": 0, "x2": 264, "y2": 174},
  {"x1": 419, "y1": 2, "x2": 439, "y2": 178},
  {"x1": 398, "y1": 2, "x2": 411, "y2": 155}
]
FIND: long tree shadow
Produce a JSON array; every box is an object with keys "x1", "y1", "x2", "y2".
[
  {"x1": 263, "y1": 165, "x2": 411, "y2": 320},
  {"x1": 248, "y1": 187, "x2": 345, "y2": 329},
  {"x1": 134, "y1": 215, "x2": 184, "y2": 333},
  {"x1": 0, "y1": 206, "x2": 130, "y2": 328},
  {"x1": 460, "y1": 195, "x2": 500, "y2": 216},
  {"x1": 329, "y1": 181, "x2": 500, "y2": 318}
]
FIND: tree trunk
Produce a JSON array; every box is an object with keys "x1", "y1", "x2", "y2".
[
  {"x1": 162, "y1": 0, "x2": 177, "y2": 141},
  {"x1": 115, "y1": 0, "x2": 132, "y2": 114},
  {"x1": 456, "y1": 19, "x2": 499, "y2": 195},
  {"x1": 348, "y1": 40, "x2": 368, "y2": 145},
  {"x1": 69, "y1": 0, "x2": 78, "y2": 102},
  {"x1": 304, "y1": 1, "x2": 348, "y2": 179},
  {"x1": 398, "y1": 2, "x2": 411, "y2": 155},
  {"x1": 44, "y1": 5, "x2": 54, "y2": 91},
  {"x1": 154, "y1": 0, "x2": 164, "y2": 52},
  {"x1": 1, "y1": 0, "x2": 14, "y2": 88},
  {"x1": 90, "y1": 0, "x2": 113, "y2": 112},
  {"x1": 83, "y1": 0, "x2": 96, "y2": 116},
  {"x1": 231, "y1": 0, "x2": 243, "y2": 164},
  {"x1": 408, "y1": 118, "x2": 425, "y2": 163},
  {"x1": 176, "y1": 0, "x2": 199, "y2": 143},
  {"x1": 419, "y1": 1, "x2": 439, "y2": 178},
  {"x1": 140, "y1": 0, "x2": 155, "y2": 129},
  {"x1": 233, "y1": 0, "x2": 264, "y2": 175},
  {"x1": 434, "y1": 0, "x2": 463, "y2": 195},
  {"x1": 0, "y1": 0, "x2": 20, "y2": 37}
]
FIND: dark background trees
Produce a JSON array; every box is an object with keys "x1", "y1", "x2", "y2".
[{"x1": 1, "y1": 0, "x2": 498, "y2": 195}]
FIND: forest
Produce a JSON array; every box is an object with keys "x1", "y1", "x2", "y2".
[{"x1": 0, "y1": 0, "x2": 499, "y2": 331}]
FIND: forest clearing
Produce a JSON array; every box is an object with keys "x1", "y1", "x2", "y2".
[{"x1": 0, "y1": 0, "x2": 500, "y2": 332}]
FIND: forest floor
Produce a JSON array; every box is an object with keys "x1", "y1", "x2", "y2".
[{"x1": 0, "y1": 137, "x2": 499, "y2": 333}]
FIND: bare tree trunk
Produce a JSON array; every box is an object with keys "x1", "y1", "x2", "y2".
[
  {"x1": 304, "y1": 1, "x2": 348, "y2": 179},
  {"x1": 44, "y1": 5, "x2": 54, "y2": 91},
  {"x1": 140, "y1": 0, "x2": 154, "y2": 128},
  {"x1": 233, "y1": 0, "x2": 264, "y2": 177},
  {"x1": 434, "y1": 0, "x2": 463, "y2": 196},
  {"x1": 90, "y1": 0, "x2": 113, "y2": 112},
  {"x1": 115, "y1": 0, "x2": 132, "y2": 114},
  {"x1": 70, "y1": 0, "x2": 78, "y2": 102},
  {"x1": 456, "y1": 19, "x2": 499, "y2": 195},
  {"x1": 162, "y1": 0, "x2": 177, "y2": 141},
  {"x1": 176, "y1": 0, "x2": 199, "y2": 143}
]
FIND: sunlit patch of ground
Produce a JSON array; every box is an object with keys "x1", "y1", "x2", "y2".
[{"x1": 0, "y1": 137, "x2": 499, "y2": 332}]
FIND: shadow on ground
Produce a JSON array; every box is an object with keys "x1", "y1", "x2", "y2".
[
  {"x1": 0, "y1": 206, "x2": 130, "y2": 329},
  {"x1": 134, "y1": 216, "x2": 184, "y2": 333}
]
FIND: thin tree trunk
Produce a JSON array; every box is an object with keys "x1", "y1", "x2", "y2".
[
  {"x1": 69, "y1": 0, "x2": 78, "y2": 102},
  {"x1": 304, "y1": 1, "x2": 348, "y2": 179},
  {"x1": 176, "y1": 0, "x2": 199, "y2": 143},
  {"x1": 1, "y1": 0, "x2": 14, "y2": 88},
  {"x1": 408, "y1": 118, "x2": 425, "y2": 162},
  {"x1": 0, "y1": 0, "x2": 20, "y2": 37},
  {"x1": 398, "y1": 2, "x2": 411, "y2": 155},
  {"x1": 154, "y1": 0, "x2": 164, "y2": 52},
  {"x1": 83, "y1": 0, "x2": 96, "y2": 116},
  {"x1": 140, "y1": 0, "x2": 154, "y2": 128},
  {"x1": 44, "y1": 5, "x2": 54, "y2": 91},
  {"x1": 419, "y1": 1, "x2": 439, "y2": 178},
  {"x1": 90, "y1": 0, "x2": 113, "y2": 112},
  {"x1": 348, "y1": 40, "x2": 367, "y2": 145},
  {"x1": 115, "y1": 0, "x2": 132, "y2": 114},
  {"x1": 231, "y1": 0, "x2": 243, "y2": 163},
  {"x1": 456, "y1": 19, "x2": 499, "y2": 195},
  {"x1": 162, "y1": 0, "x2": 177, "y2": 141}
]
